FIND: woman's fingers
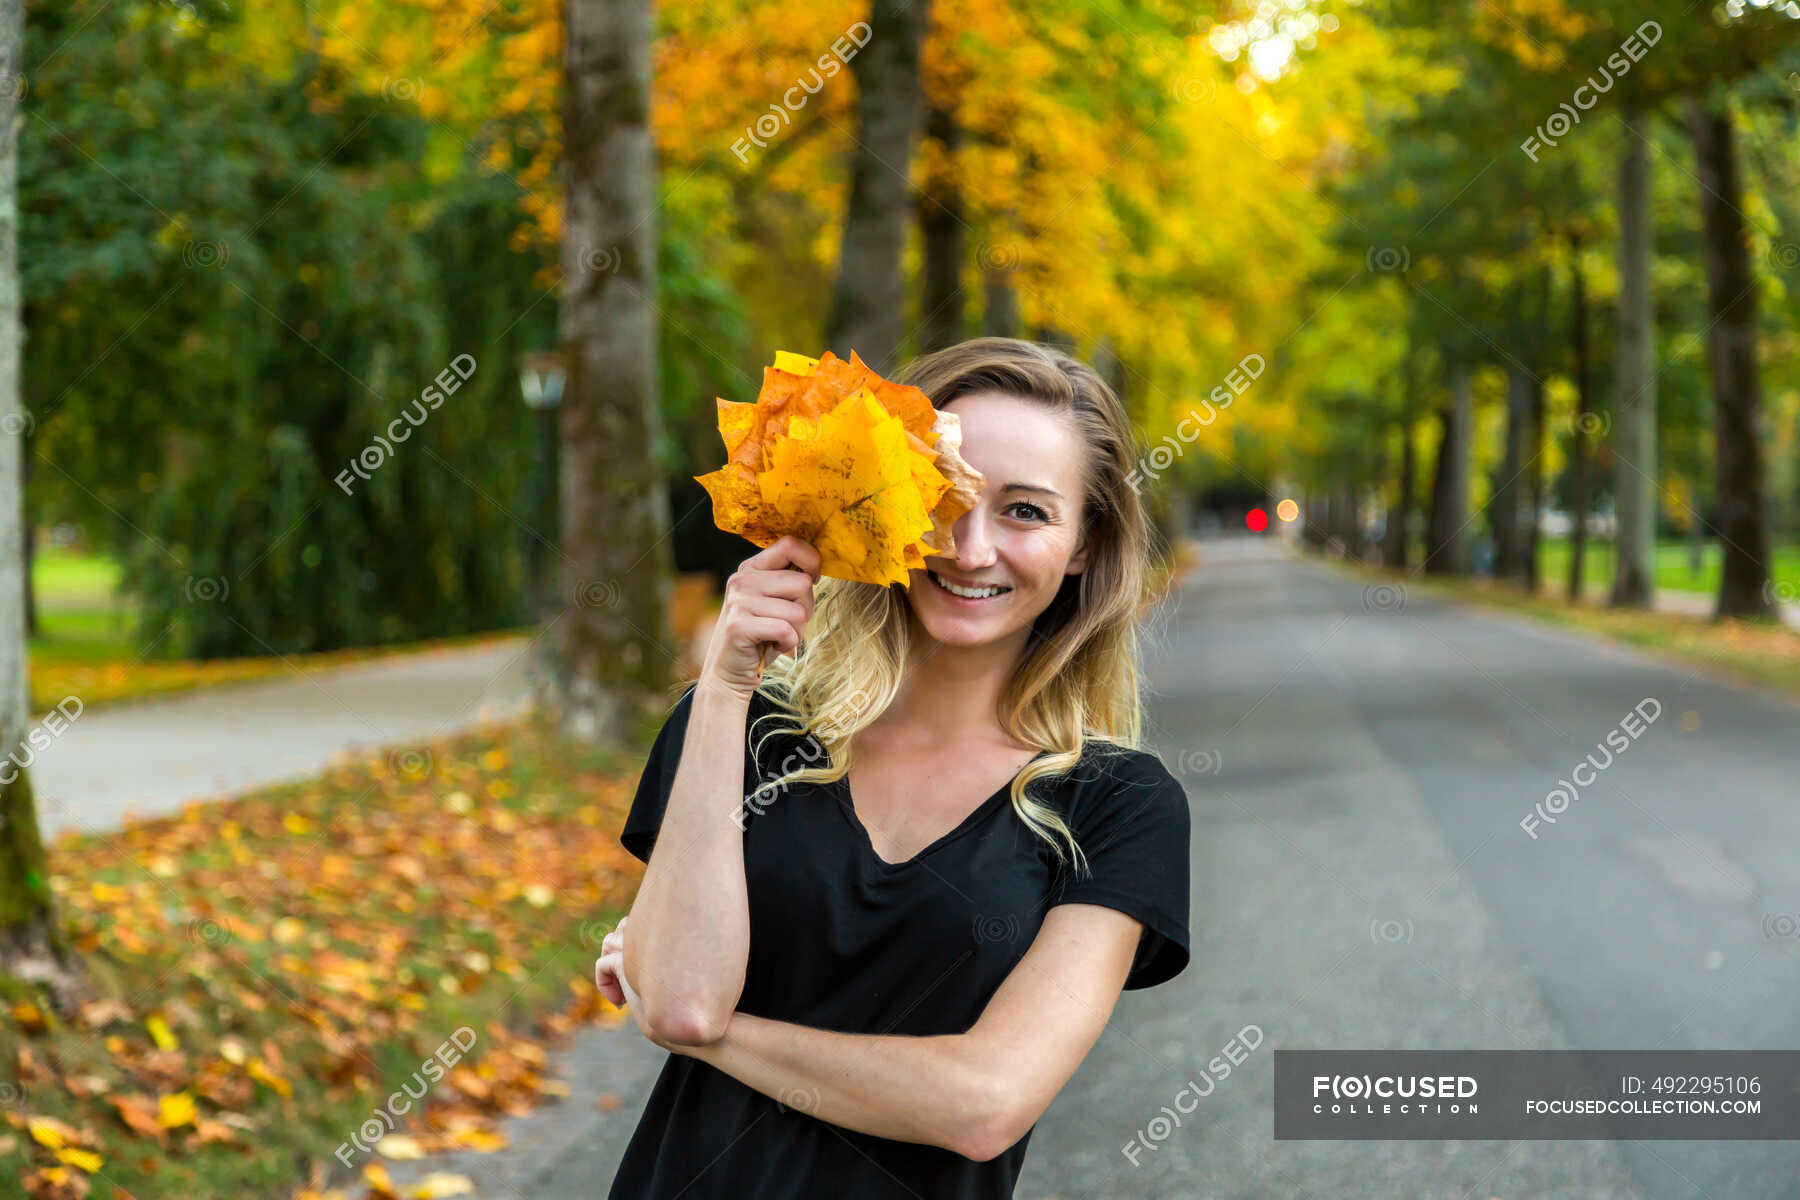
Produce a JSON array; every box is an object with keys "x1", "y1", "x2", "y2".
[
  {"x1": 594, "y1": 950, "x2": 626, "y2": 1007},
  {"x1": 594, "y1": 917, "x2": 637, "y2": 1013}
]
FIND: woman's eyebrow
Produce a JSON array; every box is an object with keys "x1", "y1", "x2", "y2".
[{"x1": 999, "y1": 482, "x2": 1064, "y2": 499}]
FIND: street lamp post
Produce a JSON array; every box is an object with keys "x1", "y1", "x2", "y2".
[{"x1": 518, "y1": 351, "x2": 565, "y2": 621}]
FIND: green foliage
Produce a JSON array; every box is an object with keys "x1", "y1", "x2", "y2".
[{"x1": 25, "y1": 0, "x2": 749, "y2": 656}]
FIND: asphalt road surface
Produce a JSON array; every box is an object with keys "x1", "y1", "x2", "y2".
[{"x1": 383, "y1": 537, "x2": 1800, "y2": 1199}]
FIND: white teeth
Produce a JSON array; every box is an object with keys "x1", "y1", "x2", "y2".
[{"x1": 931, "y1": 570, "x2": 1009, "y2": 599}]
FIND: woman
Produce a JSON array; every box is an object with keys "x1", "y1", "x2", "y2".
[{"x1": 595, "y1": 337, "x2": 1192, "y2": 1198}]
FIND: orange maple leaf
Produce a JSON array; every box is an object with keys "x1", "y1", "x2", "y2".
[{"x1": 694, "y1": 350, "x2": 983, "y2": 587}]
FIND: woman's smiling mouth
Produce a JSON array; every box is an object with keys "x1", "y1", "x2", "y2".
[{"x1": 928, "y1": 569, "x2": 1013, "y2": 601}]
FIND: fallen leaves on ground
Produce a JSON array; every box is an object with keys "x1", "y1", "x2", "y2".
[{"x1": 1, "y1": 714, "x2": 649, "y2": 1199}]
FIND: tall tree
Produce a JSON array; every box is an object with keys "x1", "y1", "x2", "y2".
[
  {"x1": 543, "y1": 0, "x2": 673, "y2": 743},
  {"x1": 1610, "y1": 102, "x2": 1657, "y2": 608},
  {"x1": 1566, "y1": 232, "x2": 1596, "y2": 603},
  {"x1": 0, "y1": 0, "x2": 76, "y2": 1005},
  {"x1": 916, "y1": 99, "x2": 964, "y2": 354},
  {"x1": 1685, "y1": 92, "x2": 1774, "y2": 619},
  {"x1": 1424, "y1": 364, "x2": 1472, "y2": 575},
  {"x1": 825, "y1": 0, "x2": 931, "y2": 371},
  {"x1": 1493, "y1": 363, "x2": 1534, "y2": 582}
]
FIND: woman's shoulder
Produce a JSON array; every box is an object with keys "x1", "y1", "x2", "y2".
[
  {"x1": 1067, "y1": 739, "x2": 1180, "y2": 786},
  {"x1": 1045, "y1": 740, "x2": 1185, "y2": 823}
]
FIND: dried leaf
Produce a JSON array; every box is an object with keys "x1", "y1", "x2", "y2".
[
  {"x1": 12, "y1": 1001, "x2": 48, "y2": 1035},
  {"x1": 106, "y1": 1093, "x2": 167, "y2": 1144},
  {"x1": 144, "y1": 1014, "x2": 177, "y2": 1051},
  {"x1": 248, "y1": 1056, "x2": 292, "y2": 1097},
  {"x1": 361, "y1": 1162, "x2": 398, "y2": 1200},
  {"x1": 27, "y1": 1116, "x2": 81, "y2": 1151},
  {"x1": 694, "y1": 350, "x2": 983, "y2": 586},
  {"x1": 157, "y1": 1090, "x2": 198, "y2": 1129},
  {"x1": 51, "y1": 1146, "x2": 103, "y2": 1173},
  {"x1": 376, "y1": 1133, "x2": 426, "y2": 1160}
]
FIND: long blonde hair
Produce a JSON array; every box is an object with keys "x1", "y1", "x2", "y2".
[{"x1": 745, "y1": 337, "x2": 1155, "y2": 878}]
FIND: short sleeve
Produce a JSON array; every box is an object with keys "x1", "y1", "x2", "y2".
[
  {"x1": 619, "y1": 682, "x2": 702, "y2": 864},
  {"x1": 619, "y1": 682, "x2": 786, "y2": 864},
  {"x1": 1047, "y1": 751, "x2": 1192, "y2": 990}
]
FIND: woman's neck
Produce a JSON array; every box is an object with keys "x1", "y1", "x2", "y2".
[{"x1": 884, "y1": 611, "x2": 1032, "y2": 747}]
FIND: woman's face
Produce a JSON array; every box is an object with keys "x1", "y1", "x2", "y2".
[{"x1": 903, "y1": 391, "x2": 1090, "y2": 650}]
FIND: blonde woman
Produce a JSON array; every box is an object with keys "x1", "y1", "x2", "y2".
[{"x1": 596, "y1": 337, "x2": 1192, "y2": 1198}]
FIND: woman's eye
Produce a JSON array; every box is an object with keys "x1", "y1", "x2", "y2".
[{"x1": 1007, "y1": 502, "x2": 1048, "y2": 522}]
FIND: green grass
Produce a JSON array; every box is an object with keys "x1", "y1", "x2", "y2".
[
  {"x1": 1536, "y1": 536, "x2": 1800, "y2": 599},
  {"x1": 34, "y1": 545, "x2": 126, "y2": 609},
  {"x1": 25, "y1": 547, "x2": 531, "y2": 714}
]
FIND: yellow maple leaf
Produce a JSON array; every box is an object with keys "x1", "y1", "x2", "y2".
[
  {"x1": 145, "y1": 1013, "x2": 177, "y2": 1051},
  {"x1": 158, "y1": 1091, "x2": 197, "y2": 1129},
  {"x1": 363, "y1": 1162, "x2": 399, "y2": 1199},
  {"x1": 448, "y1": 1126, "x2": 508, "y2": 1152},
  {"x1": 409, "y1": 1172, "x2": 476, "y2": 1198},
  {"x1": 694, "y1": 350, "x2": 983, "y2": 588},
  {"x1": 248, "y1": 1056, "x2": 293, "y2": 1097},
  {"x1": 376, "y1": 1133, "x2": 426, "y2": 1159},
  {"x1": 53, "y1": 1145, "x2": 103, "y2": 1173},
  {"x1": 28, "y1": 1117, "x2": 73, "y2": 1150},
  {"x1": 757, "y1": 389, "x2": 937, "y2": 587}
]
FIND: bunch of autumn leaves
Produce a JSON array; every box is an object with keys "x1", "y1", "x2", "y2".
[{"x1": 694, "y1": 351, "x2": 984, "y2": 588}]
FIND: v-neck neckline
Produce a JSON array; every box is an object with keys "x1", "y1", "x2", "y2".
[{"x1": 836, "y1": 749, "x2": 1052, "y2": 870}]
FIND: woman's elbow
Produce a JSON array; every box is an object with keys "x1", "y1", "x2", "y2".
[
  {"x1": 640, "y1": 992, "x2": 731, "y2": 1047},
  {"x1": 949, "y1": 1070, "x2": 1028, "y2": 1163}
]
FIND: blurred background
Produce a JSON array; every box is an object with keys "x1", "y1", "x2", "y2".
[{"x1": 3, "y1": 0, "x2": 1800, "y2": 1197}]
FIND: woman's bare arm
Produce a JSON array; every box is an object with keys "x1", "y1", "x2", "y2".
[
  {"x1": 661, "y1": 904, "x2": 1143, "y2": 1161},
  {"x1": 622, "y1": 679, "x2": 755, "y2": 1045},
  {"x1": 623, "y1": 535, "x2": 820, "y2": 1046}
]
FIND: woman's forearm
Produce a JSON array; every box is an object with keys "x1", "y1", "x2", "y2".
[
  {"x1": 624, "y1": 680, "x2": 754, "y2": 1043},
  {"x1": 674, "y1": 1012, "x2": 995, "y2": 1160}
]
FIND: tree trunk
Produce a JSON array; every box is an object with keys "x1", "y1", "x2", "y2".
[
  {"x1": 1339, "y1": 486, "x2": 1363, "y2": 558},
  {"x1": 1523, "y1": 371, "x2": 1545, "y2": 592},
  {"x1": 1092, "y1": 338, "x2": 1124, "y2": 400},
  {"x1": 982, "y1": 266, "x2": 1018, "y2": 338},
  {"x1": 917, "y1": 101, "x2": 963, "y2": 354},
  {"x1": 1685, "y1": 95, "x2": 1774, "y2": 619},
  {"x1": 1611, "y1": 102, "x2": 1657, "y2": 608},
  {"x1": 544, "y1": 0, "x2": 673, "y2": 744},
  {"x1": 21, "y1": 435, "x2": 32, "y2": 638},
  {"x1": 0, "y1": 0, "x2": 78, "y2": 1005},
  {"x1": 1302, "y1": 494, "x2": 1327, "y2": 548},
  {"x1": 1424, "y1": 366, "x2": 1471, "y2": 575},
  {"x1": 825, "y1": 0, "x2": 931, "y2": 372},
  {"x1": 1383, "y1": 418, "x2": 1415, "y2": 569},
  {"x1": 1493, "y1": 365, "x2": 1531, "y2": 582},
  {"x1": 1567, "y1": 236, "x2": 1593, "y2": 603}
]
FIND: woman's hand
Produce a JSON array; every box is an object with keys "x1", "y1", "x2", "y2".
[
  {"x1": 699, "y1": 535, "x2": 822, "y2": 700},
  {"x1": 595, "y1": 917, "x2": 690, "y2": 1054},
  {"x1": 594, "y1": 915, "x2": 636, "y2": 1008}
]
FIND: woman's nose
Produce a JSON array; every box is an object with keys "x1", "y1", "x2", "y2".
[{"x1": 952, "y1": 507, "x2": 998, "y2": 568}]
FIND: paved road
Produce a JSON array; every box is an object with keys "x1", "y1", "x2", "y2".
[
  {"x1": 380, "y1": 539, "x2": 1800, "y2": 1199},
  {"x1": 33, "y1": 637, "x2": 534, "y2": 839}
]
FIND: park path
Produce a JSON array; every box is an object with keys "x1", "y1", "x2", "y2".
[
  {"x1": 1562, "y1": 577, "x2": 1800, "y2": 630},
  {"x1": 381, "y1": 536, "x2": 1800, "y2": 1199},
  {"x1": 33, "y1": 635, "x2": 535, "y2": 840},
  {"x1": 1648, "y1": 586, "x2": 1800, "y2": 630}
]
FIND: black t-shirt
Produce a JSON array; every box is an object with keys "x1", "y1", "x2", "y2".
[{"x1": 608, "y1": 681, "x2": 1191, "y2": 1199}]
